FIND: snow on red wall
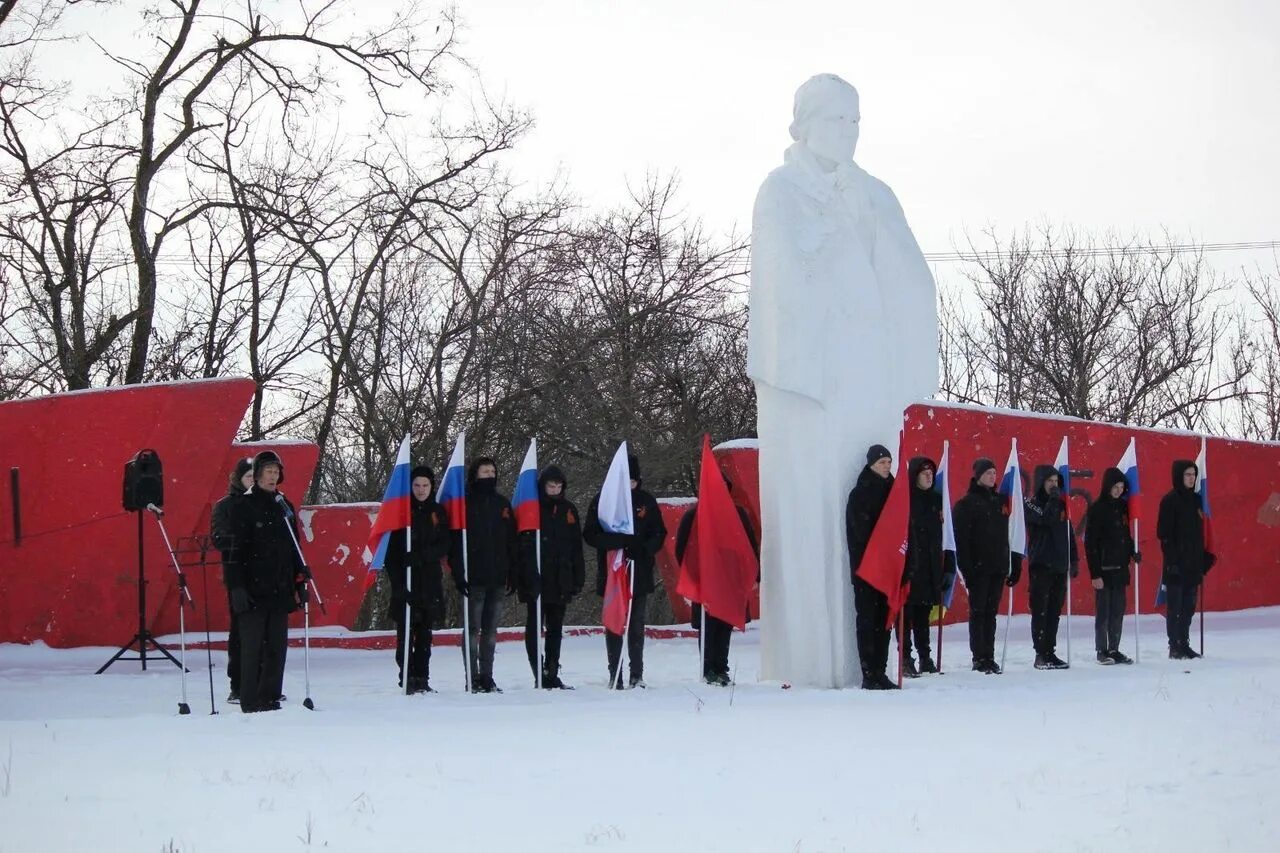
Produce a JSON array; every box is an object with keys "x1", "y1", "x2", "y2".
[{"x1": 0, "y1": 379, "x2": 255, "y2": 646}]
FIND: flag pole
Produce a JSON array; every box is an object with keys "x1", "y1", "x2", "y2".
[
  {"x1": 535, "y1": 524, "x2": 544, "y2": 689},
  {"x1": 403, "y1": 520, "x2": 413, "y2": 696},
  {"x1": 936, "y1": 615, "x2": 944, "y2": 674},
  {"x1": 1199, "y1": 583, "x2": 1205, "y2": 657},
  {"x1": 896, "y1": 606, "x2": 905, "y2": 688},
  {"x1": 1132, "y1": 519, "x2": 1141, "y2": 664},
  {"x1": 615, "y1": 559, "x2": 635, "y2": 690},
  {"x1": 1000, "y1": 585, "x2": 1013, "y2": 671},
  {"x1": 1065, "y1": 514, "x2": 1072, "y2": 667},
  {"x1": 461, "y1": 528, "x2": 473, "y2": 693},
  {"x1": 700, "y1": 602, "x2": 706, "y2": 682}
]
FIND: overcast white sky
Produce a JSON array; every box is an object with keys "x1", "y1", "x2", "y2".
[
  {"x1": 445, "y1": 0, "x2": 1279, "y2": 267},
  {"x1": 52, "y1": 0, "x2": 1280, "y2": 270}
]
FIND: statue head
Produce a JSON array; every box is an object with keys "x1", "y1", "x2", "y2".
[{"x1": 789, "y1": 74, "x2": 861, "y2": 170}]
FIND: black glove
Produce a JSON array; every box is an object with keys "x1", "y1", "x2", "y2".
[
  {"x1": 296, "y1": 582, "x2": 310, "y2": 606},
  {"x1": 1204, "y1": 552, "x2": 1217, "y2": 574},
  {"x1": 1006, "y1": 555, "x2": 1023, "y2": 587},
  {"x1": 1132, "y1": 551, "x2": 1143, "y2": 564},
  {"x1": 230, "y1": 587, "x2": 253, "y2": 614},
  {"x1": 454, "y1": 576, "x2": 470, "y2": 597}
]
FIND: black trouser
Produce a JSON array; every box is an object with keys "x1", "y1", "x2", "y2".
[
  {"x1": 896, "y1": 603, "x2": 933, "y2": 663},
  {"x1": 1094, "y1": 585, "x2": 1126, "y2": 653},
  {"x1": 967, "y1": 572, "x2": 1005, "y2": 662},
  {"x1": 465, "y1": 586, "x2": 502, "y2": 682},
  {"x1": 854, "y1": 578, "x2": 891, "y2": 679},
  {"x1": 226, "y1": 605, "x2": 241, "y2": 693},
  {"x1": 238, "y1": 607, "x2": 288, "y2": 712},
  {"x1": 1029, "y1": 564, "x2": 1067, "y2": 655},
  {"x1": 695, "y1": 607, "x2": 733, "y2": 677},
  {"x1": 1164, "y1": 580, "x2": 1200, "y2": 647},
  {"x1": 606, "y1": 592, "x2": 648, "y2": 681},
  {"x1": 525, "y1": 600, "x2": 567, "y2": 677},
  {"x1": 393, "y1": 604, "x2": 433, "y2": 683}
]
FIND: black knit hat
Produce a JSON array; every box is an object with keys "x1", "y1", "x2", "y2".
[
  {"x1": 866, "y1": 444, "x2": 892, "y2": 465},
  {"x1": 252, "y1": 450, "x2": 285, "y2": 484},
  {"x1": 972, "y1": 457, "x2": 996, "y2": 479},
  {"x1": 410, "y1": 465, "x2": 435, "y2": 485},
  {"x1": 229, "y1": 457, "x2": 254, "y2": 489}
]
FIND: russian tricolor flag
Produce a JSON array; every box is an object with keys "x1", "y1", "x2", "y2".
[
  {"x1": 598, "y1": 442, "x2": 635, "y2": 636},
  {"x1": 1196, "y1": 436, "x2": 1213, "y2": 550},
  {"x1": 1054, "y1": 436, "x2": 1071, "y2": 497},
  {"x1": 513, "y1": 439, "x2": 540, "y2": 533},
  {"x1": 1000, "y1": 438, "x2": 1027, "y2": 559},
  {"x1": 931, "y1": 440, "x2": 964, "y2": 623},
  {"x1": 1118, "y1": 438, "x2": 1141, "y2": 520},
  {"x1": 367, "y1": 434, "x2": 412, "y2": 571},
  {"x1": 437, "y1": 434, "x2": 467, "y2": 530}
]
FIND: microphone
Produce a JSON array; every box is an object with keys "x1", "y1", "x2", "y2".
[
  {"x1": 145, "y1": 503, "x2": 164, "y2": 518},
  {"x1": 274, "y1": 492, "x2": 294, "y2": 519}
]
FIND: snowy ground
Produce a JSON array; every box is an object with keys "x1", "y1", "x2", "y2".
[{"x1": 2, "y1": 610, "x2": 1278, "y2": 853}]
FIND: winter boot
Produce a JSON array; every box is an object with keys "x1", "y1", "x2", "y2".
[
  {"x1": 1169, "y1": 644, "x2": 1188, "y2": 660},
  {"x1": 875, "y1": 673, "x2": 901, "y2": 690},
  {"x1": 1034, "y1": 654, "x2": 1051, "y2": 670},
  {"x1": 1181, "y1": 642, "x2": 1201, "y2": 659},
  {"x1": 902, "y1": 657, "x2": 920, "y2": 679},
  {"x1": 918, "y1": 655, "x2": 938, "y2": 674},
  {"x1": 1097, "y1": 651, "x2": 1116, "y2": 665},
  {"x1": 227, "y1": 690, "x2": 240, "y2": 704},
  {"x1": 1046, "y1": 653, "x2": 1069, "y2": 669},
  {"x1": 1108, "y1": 650, "x2": 1133, "y2": 665},
  {"x1": 980, "y1": 659, "x2": 1003, "y2": 675},
  {"x1": 628, "y1": 675, "x2": 647, "y2": 689}
]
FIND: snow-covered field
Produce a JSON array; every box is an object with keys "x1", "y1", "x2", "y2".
[{"x1": 2, "y1": 610, "x2": 1278, "y2": 852}]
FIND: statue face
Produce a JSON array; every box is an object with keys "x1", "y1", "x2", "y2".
[{"x1": 802, "y1": 111, "x2": 860, "y2": 167}]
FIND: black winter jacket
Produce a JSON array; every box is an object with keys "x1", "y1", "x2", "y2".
[
  {"x1": 210, "y1": 485, "x2": 245, "y2": 558},
  {"x1": 384, "y1": 496, "x2": 451, "y2": 616},
  {"x1": 953, "y1": 479, "x2": 1012, "y2": 577},
  {"x1": 449, "y1": 476, "x2": 519, "y2": 591},
  {"x1": 223, "y1": 487, "x2": 305, "y2": 612},
  {"x1": 1084, "y1": 467, "x2": 1134, "y2": 587},
  {"x1": 904, "y1": 457, "x2": 945, "y2": 605},
  {"x1": 584, "y1": 486, "x2": 667, "y2": 597},
  {"x1": 1025, "y1": 464, "x2": 1078, "y2": 573},
  {"x1": 1157, "y1": 459, "x2": 1211, "y2": 585},
  {"x1": 846, "y1": 465, "x2": 894, "y2": 583},
  {"x1": 517, "y1": 467, "x2": 587, "y2": 606}
]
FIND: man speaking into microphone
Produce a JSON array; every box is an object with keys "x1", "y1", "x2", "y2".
[{"x1": 223, "y1": 451, "x2": 308, "y2": 713}]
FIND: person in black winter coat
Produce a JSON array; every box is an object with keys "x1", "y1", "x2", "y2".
[
  {"x1": 674, "y1": 476, "x2": 759, "y2": 687},
  {"x1": 223, "y1": 451, "x2": 308, "y2": 713},
  {"x1": 1157, "y1": 459, "x2": 1216, "y2": 660},
  {"x1": 583, "y1": 454, "x2": 667, "y2": 689},
  {"x1": 384, "y1": 466, "x2": 451, "y2": 693},
  {"x1": 846, "y1": 444, "x2": 898, "y2": 690},
  {"x1": 899, "y1": 456, "x2": 947, "y2": 676},
  {"x1": 517, "y1": 465, "x2": 586, "y2": 689},
  {"x1": 953, "y1": 457, "x2": 1018, "y2": 675},
  {"x1": 449, "y1": 457, "x2": 519, "y2": 693},
  {"x1": 1024, "y1": 464, "x2": 1079, "y2": 670},
  {"x1": 1084, "y1": 467, "x2": 1139, "y2": 664},
  {"x1": 210, "y1": 457, "x2": 253, "y2": 703}
]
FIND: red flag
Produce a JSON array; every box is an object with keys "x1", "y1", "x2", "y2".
[
  {"x1": 855, "y1": 457, "x2": 911, "y2": 629},
  {"x1": 676, "y1": 435, "x2": 759, "y2": 629},
  {"x1": 601, "y1": 550, "x2": 631, "y2": 635}
]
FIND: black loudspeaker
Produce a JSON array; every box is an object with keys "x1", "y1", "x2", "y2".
[{"x1": 122, "y1": 449, "x2": 164, "y2": 511}]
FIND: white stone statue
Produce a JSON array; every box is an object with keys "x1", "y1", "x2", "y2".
[{"x1": 748, "y1": 74, "x2": 938, "y2": 688}]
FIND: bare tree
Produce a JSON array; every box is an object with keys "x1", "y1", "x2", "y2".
[
  {"x1": 939, "y1": 227, "x2": 1248, "y2": 430},
  {"x1": 1231, "y1": 262, "x2": 1280, "y2": 441},
  {"x1": 94, "y1": 0, "x2": 460, "y2": 383}
]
